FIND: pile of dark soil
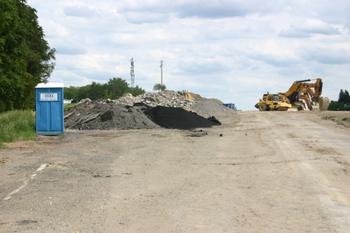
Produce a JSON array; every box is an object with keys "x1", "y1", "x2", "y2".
[{"x1": 139, "y1": 105, "x2": 221, "y2": 130}]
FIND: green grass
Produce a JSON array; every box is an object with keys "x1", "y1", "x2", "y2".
[
  {"x1": 64, "y1": 103, "x2": 77, "y2": 111},
  {"x1": 0, "y1": 110, "x2": 36, "y2": 147}
]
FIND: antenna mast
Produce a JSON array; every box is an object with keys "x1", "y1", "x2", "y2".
[
  {"x1": 130, "y1": 58, "x2": 135, "y2": 92},
  {"x1": 160, "y1": 60, "x2": 163, "y2": 85}
]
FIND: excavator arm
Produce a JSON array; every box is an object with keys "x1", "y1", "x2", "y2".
[
  {"x1": 298, "y1": 90, "x2": 312, "y2": 110},
  {"x1": 284, "y1": 78, "x2": 329, "y2": 111},
  {"x1": 183, "y1": 91, "x2": 193, "y2": 100}
]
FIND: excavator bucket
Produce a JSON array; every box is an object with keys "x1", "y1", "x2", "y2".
[
  {"x1": 290, "y1": 101, "x2": 306, "y2": 111},
  {"x1": 318, "y1": 97, "x2": 330, "y2": 111}
]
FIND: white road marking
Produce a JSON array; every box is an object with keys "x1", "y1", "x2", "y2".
[{"x1": 2, "y1": 164, "x2": 47, "y2": 201}]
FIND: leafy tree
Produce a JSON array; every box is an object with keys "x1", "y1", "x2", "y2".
[
  {"x1": 131, "y1": 85, "x2": 145, "y2": 97},
  {"x1": 107, "y1": 77, "x2": 129, "y2": 99},
  {"x1": 339, "y1": 89, "x2": 350, "y2": 104},
  {"x1": 177, "y1": 90, "x2": 184, "y2": 96},
  {"x1": 0, "y1": 0, "x2": 56, "y2": 112},
  {"x1": 64, "y1": 86, "x2": 79, "y2": 103},
  {"x1": 77, "y1": 85, "x2": 90, "y2": 101},
  {"x1": 153, "y1": 83, "x2": 166, "y2": 92},
  {"x1": 64, "y1": 78, "x2": 140, "y2": 102},
  {"x1": 89, "y1": 81, "x2": 108, "y2": 100},
  {"x1": 328, "y1": 100, "x2": 341, "y2": 111},
  {"x1": 328, "y1": 89, "x2": 350, "y2": 111}
]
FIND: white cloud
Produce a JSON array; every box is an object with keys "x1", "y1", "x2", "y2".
[
  {"x1": 124, "y1": 12, "x2": 169, "y2": 24},
  {"x1": 55, "y1": 43, "x2": 87, "y2": 55},
  {"x1": 301, "y1": 46, "x2": 350, "y2": 65},
  {"x1": 64, "y1": 5, "x2": 97, "y2": 18},
  {"x1": 40, "y1": 20, "x2": 69, "y2": 38},
  {"x1": 176, "y1": 57, "x2": 230, "y2": 75},
  {"x1": 176, "y1": 0, "x2": 285, "y2": 19},
  {"x1": 279, "y1": 19, "x2": 340, "y2": 38},
  {"x1": 25, "y1": 0, "x2": 350, "y2": 110}
]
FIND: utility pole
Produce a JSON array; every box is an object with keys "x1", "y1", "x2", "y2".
[
  {"x1": 160, "y1": 60, "x2": 163, "y2": 85},
  {"x1": 130, "y1": 58, "x2": 135, "y2": 92}
]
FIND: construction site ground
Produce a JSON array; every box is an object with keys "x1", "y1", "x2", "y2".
[{"x1": 1, "y1": 110, "x2": 350, "y2": 232}]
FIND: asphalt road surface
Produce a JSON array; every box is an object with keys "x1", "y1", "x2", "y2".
[{"x1": 1, "y1": 111, "x2": 350, "y2": 232}]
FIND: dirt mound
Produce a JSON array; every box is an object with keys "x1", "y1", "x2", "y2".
[
  {"x1": 319, "y1": 111, "x2": 350, "y2": 128},
  {"x1": 64, "y1": 92, "x2": 233, "y2": 131},
  {"x1": 65, "y1": 103, "x2": 161, "y2": 130},
  {"x1": 64, "y1": 99, "x2": 95, "y2": 122},
  {"x1": 65, "y1": 102, "x2": 221, "y2": 131},
  {"x1": 139, "y1": 105, "x2": 221, "y2": 130},
  {"x1": 191, "y1": 99, "x2": 236, "y2": 119}
]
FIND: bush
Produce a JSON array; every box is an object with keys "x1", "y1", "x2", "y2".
[
  {"x1": 153, "y1": 83, "x2": 166, "y2": 91},
  {"x1": 0, "y1": 110, "x2": 36, "y2": 147}
]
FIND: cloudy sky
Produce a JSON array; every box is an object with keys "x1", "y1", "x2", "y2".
[{"x1": 27, "y1": 0, "x2": 350, "y2": 110}]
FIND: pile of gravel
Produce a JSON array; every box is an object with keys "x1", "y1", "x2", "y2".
[
  {"x1": 65, "y1": 103, "x2": 161, "y2": 130},
  {"x1": 112, "y1": 91, "x2": 195, "y2": 108},
  {"x1": 191, "y1": 99, "x2": 236, "y2": 118}
]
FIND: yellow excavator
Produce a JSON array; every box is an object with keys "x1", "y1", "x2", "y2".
[
  {"x1": 280, "y1": 78, "x2": 329, "y2": 111},
  {"x1": 183, "y1": 91, "x2": 193, "y2": 100},
  {"x1": 255, "y1": 78, "x2": 329, "y2": 111}
]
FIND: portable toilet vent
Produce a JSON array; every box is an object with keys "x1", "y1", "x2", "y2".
[{"x1": 35, "y1": 83, "x2": 64, "y2": 135}]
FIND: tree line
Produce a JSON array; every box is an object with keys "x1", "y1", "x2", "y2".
[
  {"x1": 328, "y1": 89, "x2": 350, "y2": 111},
  {"x1": 64, "y1": 78, "x2": 146, "y2": 102},
  {"x1": 0, "y1": 0, "x2": 56, "y2": 113}
]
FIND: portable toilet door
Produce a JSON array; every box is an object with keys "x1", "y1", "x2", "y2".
[{"x1": 35, "y1": 83, "x2": 64, "y2": 135}]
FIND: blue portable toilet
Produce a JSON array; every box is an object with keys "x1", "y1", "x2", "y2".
[{"x1": 35, "y1": 83, "x2": 64, "y2": 135}]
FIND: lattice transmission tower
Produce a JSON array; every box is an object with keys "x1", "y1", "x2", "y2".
[{"x1": 130, "y1": 58, "x2": 135, "y2": 92}]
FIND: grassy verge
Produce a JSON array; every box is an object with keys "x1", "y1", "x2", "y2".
[
  {"x1": 64, "y1": 103, "x2": 77, "y2": 111},
  {"x1": 0, "y1": 110, "x2": 36, "y2": 147}
]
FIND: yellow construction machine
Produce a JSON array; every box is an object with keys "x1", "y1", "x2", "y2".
[
  {"x1": 280, "y1": 78, "x2": 330, "y2": 111},
  {"x1": 255, "y1": 93, "x2": 292, "y2": 111},
  {"x1": 183, "y1": 91, "x2": 193, "y2": 100},
  {"x1": 255, "y1": 78, "x2": 329, "y2": 111}
]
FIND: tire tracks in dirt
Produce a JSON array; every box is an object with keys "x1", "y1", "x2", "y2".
[{"x1": 256, "y1": 111, "x2": 350, "y2": 232}]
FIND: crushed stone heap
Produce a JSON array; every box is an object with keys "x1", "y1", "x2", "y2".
[
  {"x1": 64, "y1": 90, "x2": 195, "y2": 123},
  {"x1": 113, "y1": 91, "x2": 195, "y2": 108},
  {"x1": 65, "y1": 103, "x2": 161, "y2": 130},
  {"x1": 191, "y1": 99, "x2": 236, "y2": 118}
]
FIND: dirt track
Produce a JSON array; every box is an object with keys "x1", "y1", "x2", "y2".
[{"x1": 1, "y1": 111, "x2": 350, "y2": 232}]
